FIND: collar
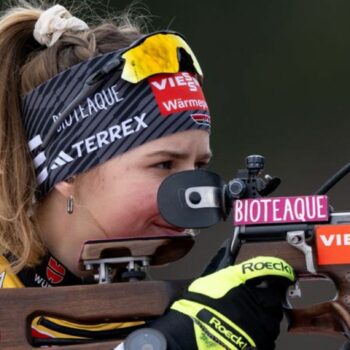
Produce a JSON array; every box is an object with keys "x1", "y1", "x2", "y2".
[{"x1": 17, "y1": 253, "x2": 83, "y2": 287}]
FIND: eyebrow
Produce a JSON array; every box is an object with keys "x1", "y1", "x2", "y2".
[{"x1": 146, "y1": 149, "x2": 213, "y2": 160}]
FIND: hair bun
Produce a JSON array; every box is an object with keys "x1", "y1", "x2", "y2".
[{"x1": 33, "y1": 4, "x2": 89, "y2": 47}]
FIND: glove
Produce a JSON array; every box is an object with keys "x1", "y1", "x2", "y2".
[{"x1": 151, "y1": 256, "x2": 295, "y2": 350}]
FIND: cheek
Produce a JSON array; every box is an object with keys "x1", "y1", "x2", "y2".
[
  {"x1": 124, "y1": 181, "x2": 159, "y2": 216},
  {"x1": 99, "y1": 179, "x2": 161, "y2": 235}
]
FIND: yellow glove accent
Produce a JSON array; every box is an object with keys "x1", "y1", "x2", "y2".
[
  {"x1": 172, "y1": 299, "x2": 256, "y2": 350},
  {"x1": 189, "y1": 256, "x2": 295, "y2": 299}
]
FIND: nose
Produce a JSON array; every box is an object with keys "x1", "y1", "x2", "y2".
[{"x1": 180, "y1": 160, "x2": 197, "y2": 172}]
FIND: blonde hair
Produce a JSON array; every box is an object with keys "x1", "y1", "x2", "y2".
[{"x1": 0, "y1": 1, "x2": 144, "y2": 272}]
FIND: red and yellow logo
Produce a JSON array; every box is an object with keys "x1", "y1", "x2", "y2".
[
  {"x1": 149, "y1": 72, "x2": 208, "y2": 116},
  {"x1": 316, "y1": 224, "x2": 350, "y2": 265}
]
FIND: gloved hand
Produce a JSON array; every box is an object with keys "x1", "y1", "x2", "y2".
[{"x1": 151, "y1": 256, "x2": 295, "y2": 350}]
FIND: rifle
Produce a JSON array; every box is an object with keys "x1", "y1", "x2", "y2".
[
  {"x1": 2, "y1": 155, "x2": 349, "y2": 349},
  {"x1": 158, "y1": 155, "x2": 350, "y2": 343}
]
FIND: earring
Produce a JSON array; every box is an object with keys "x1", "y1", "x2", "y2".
[{"x1": 67, "y1": 195, "x2": 74, "y2": 214}]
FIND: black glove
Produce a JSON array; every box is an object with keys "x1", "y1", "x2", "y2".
[{"x1": 151, "y1": 256, "x2": 295, "y2": 350}]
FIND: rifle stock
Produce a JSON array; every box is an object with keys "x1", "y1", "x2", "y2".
[
  {"x1": 0, "y1": 280, "x2": 188, "y2": 349},
  {"x1": 0, "y1": 237, "x2": 194, "y2": 349}
]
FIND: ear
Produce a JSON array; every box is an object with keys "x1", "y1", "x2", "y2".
[{"x1": 54, "y1": 177, "x2": 75, "y2": 198}]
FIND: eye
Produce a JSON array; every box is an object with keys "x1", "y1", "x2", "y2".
[{"x1": 154, "y1": 160, "x2": 173, "y2": 170}]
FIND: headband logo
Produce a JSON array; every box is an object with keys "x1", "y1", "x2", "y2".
[
  {"x1": 51, "y1": 84, "x2": 124, "y2": 134},
  {"x1": 149, "y1": 72, "x2": 209, "y2": 116},
  {"x1": 28, "y1": 113, "x2": 148, "y2": 181},
  {"x1": 191, "y1": 113, "x2": 211, "y2": 126},
  {"x1": 150, "y1": 72, "x2": 200, "y2": 92},
  {"x1": 70, "y1": 113, "x2": 148, "y2": 159}
]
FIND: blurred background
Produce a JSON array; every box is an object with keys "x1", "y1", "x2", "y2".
[{"x1": 18, "y1": 0, "x2": 350, "y2": 348}]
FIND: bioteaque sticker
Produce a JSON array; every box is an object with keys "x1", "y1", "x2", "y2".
[
  {"x1": 316, "y1": 224, "x2": 350, "y2": 265},
  {"x1": 149, "y1": 72, "x2": 209, "y2": 116},
  {"x1": 233, "y1": 195, "x2": 329, "y2": 225}
]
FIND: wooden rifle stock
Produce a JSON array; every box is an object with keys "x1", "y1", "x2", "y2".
[
  {"x1": 0, "y1": 236, "x2": 193, "y2": 349},
  {"x1": 0, "y1": 280, "x2": 187, "y2": 349}
]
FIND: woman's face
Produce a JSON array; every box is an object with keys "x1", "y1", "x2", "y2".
[
  {"x1": 39, "y1": 129, "x2": 210, "y2": 275},
  {"x1": 70, "y1": 129, "x2": 211, "y2": 241}
]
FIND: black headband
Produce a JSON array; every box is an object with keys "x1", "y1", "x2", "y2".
[{"x1": 22, "y1": 49, "x2": 210, "y2": 196}]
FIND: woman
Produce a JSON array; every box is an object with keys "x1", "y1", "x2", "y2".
[{"x1": 0, "y1": 2, "x2": 294, "y2": 349}]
